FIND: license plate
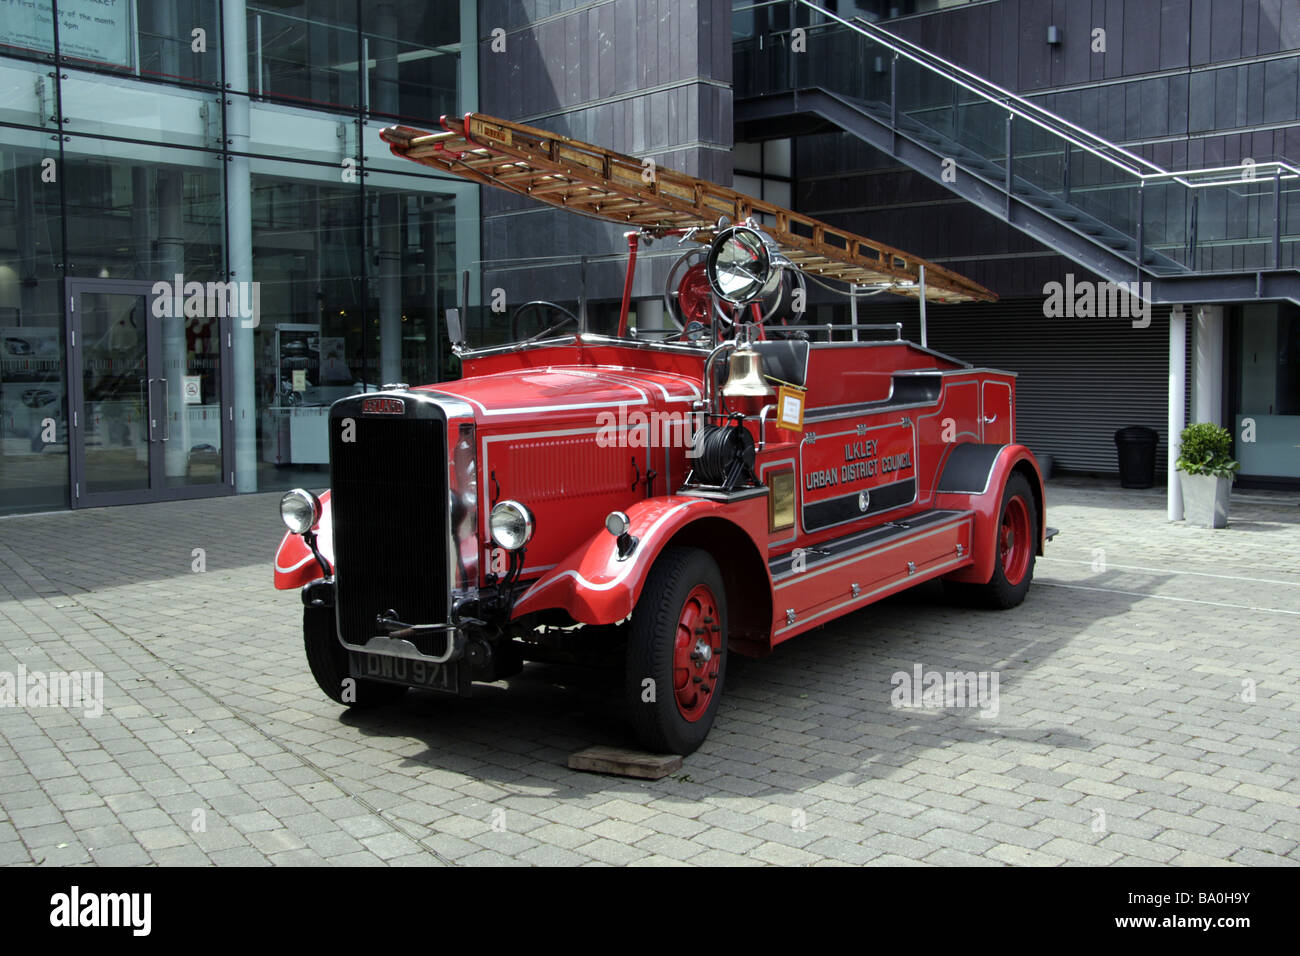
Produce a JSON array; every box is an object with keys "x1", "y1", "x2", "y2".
[{"x1": 348, "y1": 651, "x2": 458, "y2": 694}]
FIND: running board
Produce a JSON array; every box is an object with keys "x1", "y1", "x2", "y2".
[{"x1": 770, "y1": 508, "x2": 974, "y2": 643}]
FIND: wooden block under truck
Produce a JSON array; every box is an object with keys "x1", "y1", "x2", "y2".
[{"x1": 273, "y1": 113, "x2": 1052, "y2": 755}]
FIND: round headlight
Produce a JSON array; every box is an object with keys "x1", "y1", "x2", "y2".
[
  {"x1": 280, "y1": 489, "x2": 322, "y2": 535},
  {"x1": 605, "y1": 511, "x2": 630, "y2": 536},
  {"x1": 489, "y1": 500, "x2": 534, "y2": 551}
]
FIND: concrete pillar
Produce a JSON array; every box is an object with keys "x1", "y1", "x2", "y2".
[
  {"x1": 378, "y1": 194, "x2": 403, "y2": 384},
  {"x1": 156, "y1": 1, "x2": 179, "y2": 77},
  {"x1": 1192, "y1": 304, "x2": 1225, "y2": 426},
  {"x1": 156, "y1": 168, "x2": 189, "y2": 479},
  {"x1": 15, "y1": 162, "x2": 39, "y2": 322},
  {"x1": 373, "y1": 3, "x2": 403, "y2": 385},
  {"x1": 144, "y1": 0, "x2": 185, "y2": 476},
  {"x1": 1168, "y1": 304, "x2": 1187, "y2": 521},
  {"x1": 421, "y1": 199, "x2": 442, "y2": 381},
  {"x1": 460, "y1": 0, "x2": 479, "y2": 110},
  {"x1": 224, "y1": 0, "x2": 257, "y2": 492},
  {"x1": 636, "y1": 297, "x2": 667, "y2": 335},
  {"x1": 456, "y1": 0, "x2": 480, "y2": 322}
]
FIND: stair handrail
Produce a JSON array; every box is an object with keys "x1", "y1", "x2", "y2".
[
  {"x1": 739, "y1": 1, "x2": 1300, "y2": 276},
  {"x1": 754, "y1": 4, "x2": 1157, "y2": 177},
  {"x1": 831, "y1": 11, "x2": 1161, "y2": 174},
  {"x1": 784, "y1": 2, "x2": 1300, "y2": 186}
]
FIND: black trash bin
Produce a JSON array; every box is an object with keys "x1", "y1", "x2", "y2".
[{"x1": 1114, "y1": 426, "x2": 1159, "y2": 488}]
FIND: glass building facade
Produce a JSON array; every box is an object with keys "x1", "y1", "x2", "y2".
[{"x1": 0, "y1": 0, "x2": 480, "y2": 514}]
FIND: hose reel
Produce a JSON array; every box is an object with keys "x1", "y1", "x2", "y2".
[{"x1": 690, "y1": 419, "x2": 757, "y2": 492}]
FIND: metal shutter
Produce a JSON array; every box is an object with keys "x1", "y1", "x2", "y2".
[{"x1": 848, "y1": 298, "x2": 1188, "y2": 475}]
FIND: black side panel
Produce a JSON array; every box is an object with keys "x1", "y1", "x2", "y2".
[
  {"x1": 890, "y1": 374, "x2": 943, "y2": 405},
  {"x1": 938, "y1": 443, "x2": 1006, "y2": 495},
  {"x1": 771, "y1": 507, "x2": 964, "y2": 579},
  {"x1": 802, "y1": 477, "x2": 916, "y2": 532},
  {"x1": 811, "y1": 372, "x2": 942, "y2": 420},
  {"x1": 752, "y1": 339, "x2": 810, "y2": 387},
  {"x1": 330, "y1": 400, "x2": 448, "y2": 649}
]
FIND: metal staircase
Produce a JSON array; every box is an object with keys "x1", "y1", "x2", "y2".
[{"x1": 734, "y1": 1, "x2": 1300, "y2": 305}]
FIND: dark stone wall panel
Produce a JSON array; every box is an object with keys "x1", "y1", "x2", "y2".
[{"x1": 478, "y1": 1, "x2": 734, "y2": 300}]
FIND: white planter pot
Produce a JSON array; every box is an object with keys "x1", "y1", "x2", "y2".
[{"x1": 1179, "y1": 472, "x2": 1232, "y2": 528}]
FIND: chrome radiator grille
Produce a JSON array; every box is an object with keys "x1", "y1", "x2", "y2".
[{"x1": 330, "y1": 404, "x2": 449, "y2": 650}]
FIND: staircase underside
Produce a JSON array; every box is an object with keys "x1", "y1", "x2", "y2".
[{"x1": 737, "y1": 88, "x2": 1300, "y2": 306}]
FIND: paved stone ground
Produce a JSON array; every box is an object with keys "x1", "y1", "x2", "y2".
[{"x1": 0, "y1": 480, "x2": 1297, "y2": 866}]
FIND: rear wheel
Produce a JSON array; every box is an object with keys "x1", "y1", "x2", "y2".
[
  {"x1": 303, "y1": 607, "x2": 406, "y2": 708},
  {"x1": 948, "y1": 472, "x2": 1038, "y2": 609},
  {"x1": 625, "y1": 548, "x2": 727, "y2": 755}
]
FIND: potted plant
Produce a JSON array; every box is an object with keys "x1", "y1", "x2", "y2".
[{"x1": 1175, "y1": 423, "x2": 1240, "y2": 528}]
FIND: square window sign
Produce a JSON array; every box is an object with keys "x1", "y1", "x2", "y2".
[
  {"x1": 182, "y1": 375, "x2": 202, "y2": 404},
  {"x1": 776, "y1": 384, "x2": 805, "y2": 432}
]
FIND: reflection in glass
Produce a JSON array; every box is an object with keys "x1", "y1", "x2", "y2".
[
  {"x1": 251, "y1": 174, "x2": 364, "y2": 489},
  {"x1": 0, "y1": 140, "x2": 67, "y2": 514},
  {"x1": 162, "y1": 310, "x2": 224, "y2": 489},
  {"x1": 62, "y1": 141, "x2": 223, "y2": 282},
  {"x1": 80, "y1": 293, "x2": 149, "y2": 494},
  {"x1": 362, "y1": 2, "x2": 461, "y2": 122},
  {"x1": 1234, "y1": 305, "x2": 1300, "y2": 478},
  {"x1": 248, "y1": 1, "x2": 359, "y2": 107}
]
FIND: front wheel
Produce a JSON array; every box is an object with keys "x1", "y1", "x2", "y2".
[
  {"x1": 303, "y1": 607, "x2": 406, "y2": 708},
  {"x1": 625, "y1": 548, "x2": 728, "y2": 755}
]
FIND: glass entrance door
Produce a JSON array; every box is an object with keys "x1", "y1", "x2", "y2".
[{"x1": 66, "y1": 279, "x2": 233, "y2": 507}]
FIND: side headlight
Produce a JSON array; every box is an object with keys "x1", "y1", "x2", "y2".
[
  {"x1": 280, "y1": 488, "x2": 322, "y2": 535},
  {"x1": 605, "y1": 511, "x2": 630, "y2": 536},
  {"x1": 489, "y1": 500, "x2": 534, "y2": 551}
]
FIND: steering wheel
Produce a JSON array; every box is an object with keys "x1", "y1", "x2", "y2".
[{"x1": 510, "y1": 300, "x2": 580, "y2": 341}]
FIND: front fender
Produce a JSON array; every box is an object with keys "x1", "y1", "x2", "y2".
[
  {"x1": 510, "y1": 495, "x2": 763, "y2": 626},
  {"x1": 936, "y1": 444, "x2": 1044, "y2": 584},
  {"x1": 273, "y1": 490, "x2": 334, "y2": 589}
]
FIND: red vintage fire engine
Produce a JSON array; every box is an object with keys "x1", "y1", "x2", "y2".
[{"x1": 274, "y1": 114, "x2": 1049, "y2": 755}]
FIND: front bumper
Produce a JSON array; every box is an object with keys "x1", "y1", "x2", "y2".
[{"x1": 303, "y1": 578, "x2": 467, "y2": 664}]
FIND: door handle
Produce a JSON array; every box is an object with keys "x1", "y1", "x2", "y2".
[
  {"x1": 983, "y1": 413, "x2": 998, "y2": 424},
  {"x1": 159, "y1": 378, "x2": 170, "y2": 441},
  {"x1": 146, "y1": 377, "x2": 157, "y2": 441}
]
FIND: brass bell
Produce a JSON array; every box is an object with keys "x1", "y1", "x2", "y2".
[{"x1": 721, "y1": 343, "x2": 776, "y2": 398}]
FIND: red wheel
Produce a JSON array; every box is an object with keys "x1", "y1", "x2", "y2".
[
  {"x1": 626, "y1": 547, "x2": 728, "y2": 754},
  {"x1": 671, "y1": 583, "x2": 722, "y2": 722},
  {"x1": 999, "y1": 493, "x2": 1032, "y2": 586},
  {"x1": 945, "y1": 471, "x2": 1038, "y2": 609}
]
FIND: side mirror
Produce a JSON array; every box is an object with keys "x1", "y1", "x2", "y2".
[{"x1": 445, "y1": 308, "x2": 465, "y2": 347}]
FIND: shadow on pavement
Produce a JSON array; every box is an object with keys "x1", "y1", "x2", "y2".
[{"x1": 335, "y1": 572, "x2": 1155, "y2": 800}]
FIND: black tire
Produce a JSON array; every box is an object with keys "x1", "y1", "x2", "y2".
[
  {"x1": 946, "y1": 472, "x2": 1038, "y2": 610},
  {"x1": 303, "y1": 607, "x2": 406, "y2": 708},
  {"x1": 625, "y1": 547, "x2": 727, "y2": 755}
]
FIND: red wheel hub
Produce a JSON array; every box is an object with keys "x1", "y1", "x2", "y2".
[
  {"x1": 676, "y1": 263, "x2": 713, "y2": 324},
  {"x1": 999, "y1": 495, "x2": 1032, "y2": 586},
  {"x1": 672, "y1": 583, "x2": 721, "y2": 722}
]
